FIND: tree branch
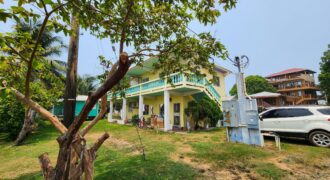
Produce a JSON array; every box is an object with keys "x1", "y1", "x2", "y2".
[
  {"x1": 39, "y1": 153, "x2": 55, "y2": 180},
  {"x1": 119, "y1": 0, "x2": 134, "y2": 53},
  {"x1": 80, "y1": 95, "x2": 107, "y2": 137},
  {"x1": 64, "y1": 52, "x2": 130, "y2": 149},
  {"x1": 4, "y1": 42, "x2": 29, "y2": 63},
  {"x1": 9, "y1": 87, "x2": 67, "y2": 134},
  {"x1": 40, "y1": 0, "x2": 48, "y2": 15},
  {"x1": 89, "y1": 133, "x2": 110, "y2": 154}
]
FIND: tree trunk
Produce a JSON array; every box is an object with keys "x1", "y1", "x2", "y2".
[
  {"x1": 63, "y1": 15, "x2": 80, "y2": 128},
  {"x1": 15, "y1": 107, "x2": 34, "y2": 145}
]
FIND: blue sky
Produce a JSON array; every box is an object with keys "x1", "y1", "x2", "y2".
[{"x1": 1, "y1": 0, "x2": 330, "y2": 95}]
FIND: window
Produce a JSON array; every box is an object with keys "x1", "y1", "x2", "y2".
[
  {"x1": 287, "y1": 108, "x2": 313, "y2": 117},
  {"x1": 174, "y1": 103, "x2": 180, "y2": 113},
  {"x1": 143, "y1": 105, "x2": 149, "y2": 115},
  {"x1": 213, "y1": 76, "x2": 220, "y2": 87},
  {"x1": 262, "y1": 109, "x2": 289, "y2": 119},
  {"x1": 141, "y1": 77, "x2": 149, "y2": 83},
  {"x1": 317, "y1": 108, "x2": 330, "y2": 115}
]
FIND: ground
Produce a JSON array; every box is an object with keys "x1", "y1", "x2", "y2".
[{"x1": 0, "y1": 120, "x2": 330, "y2": 180}]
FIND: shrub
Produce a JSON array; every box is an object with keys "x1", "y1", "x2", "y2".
[
  {"x1": 185, "y1": 96, "x2": 222, "y2": 129},
  {"x1": 131, "y1": 114, "x2": 139, "y2": 126},
  {"x1": 0, "y1": 94, "x2": 25, "y2": 140}
]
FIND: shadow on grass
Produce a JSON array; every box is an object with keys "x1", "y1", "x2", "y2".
[
  {"x1": 21, "y1": 122, "x2": 60, "y2": 146},
  {"x1": 15, "y1": 171, "x2": 43, "y2": 180},
  {"x1": 94, "y1": 147, "x2": 198, "y2": 180}
]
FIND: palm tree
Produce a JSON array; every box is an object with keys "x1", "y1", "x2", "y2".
[
  {"x1": 15, "y1": 20, "x2": 67, "y2": 79},
  {"x1": 77, "y1": 75, "x2": 97, "y2": 95}
]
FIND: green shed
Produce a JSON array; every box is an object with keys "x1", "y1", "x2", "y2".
[{"x1": 52, "y1": 95, "x2": 99, "y2": 118}]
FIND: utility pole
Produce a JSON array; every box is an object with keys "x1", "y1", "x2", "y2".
[{"x1": 223, "y1": 55, "x2": 264, "y2": 146}]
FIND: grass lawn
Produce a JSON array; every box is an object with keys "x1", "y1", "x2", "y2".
[{"x1": 1, "y1": 119, "x2": 330, "y2": 180}]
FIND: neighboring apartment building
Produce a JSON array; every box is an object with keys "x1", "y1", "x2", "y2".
[
  {"x1": 107, "y1": 57, "x2": 231, "y2": 131},
  {"x1": 266, "y1": 68, "x2": 319, "y2": 106}
]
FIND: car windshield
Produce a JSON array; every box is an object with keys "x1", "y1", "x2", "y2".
[{"x1": 317, "y1": 108, "x2": 330, "y2": 115}]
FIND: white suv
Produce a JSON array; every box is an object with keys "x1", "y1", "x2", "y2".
[{"x1": 260, "y1": 106, "x2": 330, "y2": 147}]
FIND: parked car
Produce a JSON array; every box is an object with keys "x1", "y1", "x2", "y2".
[{"x1": 259, "y1": 106, "x2": 330, "y2": 147}]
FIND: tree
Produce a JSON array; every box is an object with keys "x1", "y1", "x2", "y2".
[
  {"x1": 63, "y1": 15, "x2": 79, "y2": 128},
  {"x1": 230, "y1": 75, "x2": 276, "y2": 96},
  {"x1": 1, "y1": 19, "x2": 66, "y2": 145},
  {"x1": 185, "y1": 96, "x2": 223, "y2": 130},
  {"x1": 319, "y1": 45, "x2": 330, "y2": 105},
  {"x1": 77, "y1": 75, "x2": 97, "y2": 95},
  {"x1": 1, "y1": 0, "x2": 237, "y2": 179}
]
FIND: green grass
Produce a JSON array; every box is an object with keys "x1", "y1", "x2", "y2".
[
  {"x1": 1, "y1": 120, "x2": 330, "y2": 179},
  {"x1": 255, "y1": 163, "x2": 287, "y2": 180}
]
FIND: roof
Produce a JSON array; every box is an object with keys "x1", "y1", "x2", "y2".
[
  {"x1": 250, "y1": 91, "x2": 282, "y2": 98},
  {"x1": 58, "y1": 95, "x2": 89, "y2": 102},
  {"x1": 127, "y1": 57, "x2": 231, "y2": 76},
  {"x1": 266, "y1": 68, "x2": 316, "y2": 78}
]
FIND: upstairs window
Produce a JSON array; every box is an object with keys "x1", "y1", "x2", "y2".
[
  {"x1": 213, "y1": 76, "x2": 220, "y2": 87},
  {"x1": 141, "y1": 77, "x2": 149, "y2": 83}
]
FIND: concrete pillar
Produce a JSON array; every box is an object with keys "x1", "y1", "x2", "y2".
[
  {"x1": 139, "y1": 94, "x2": 144, "y2": 119},
  {"x1": 108, "y1": 100, "x2": 114, "y2": 122},
  {"x1": 164, "y1": 90, "x2": 171, "y2": 131},
  {"x1": 119, "y1": 98, "x2": 126, "y2": 124}
]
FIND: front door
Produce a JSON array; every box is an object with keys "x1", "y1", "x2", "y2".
[{"x1": 173, "y1": 103, "x2": 180, "y2": 126}]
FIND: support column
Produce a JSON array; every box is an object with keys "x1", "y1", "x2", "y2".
[
  {"x1": 139, "y1": 94, "x2": 144, "y2": 119},
  {"x1": 108, "y1": 100, "x2": 114, "y2": 122},
  {"x1": 164, "y1": 90, "x2": 171, "y2": 131},
  {"x1": 119, "y1": 98, "x2": 126, "y2": 124}
]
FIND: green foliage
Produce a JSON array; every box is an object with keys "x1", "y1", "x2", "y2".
[
  {"x1": 185, "y1": 96, "x2": 222, "y2": 129},
  {"x1": 0, "y1": 94, "x2": 25, "y2": 140},
  {"x1": 77, "y1": 75, "x2": 97, "y2": 95},
  {"x1": 131, "y1": 114, "x2": 139, "y2": 126},
  {"x1": 230, "y1": 75, "x2": 277, "y2": 96},
  {"x1": 319, "y1": 45, "x2": 330, "y2": 105}
]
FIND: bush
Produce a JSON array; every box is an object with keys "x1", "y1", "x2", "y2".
[
  {"x1": 0, "y1": 94, "x2": 25, "y2": 140},
  {"x1": 185, "y1": 96, "x2": 223, "y2": 129},
  {"x1": 131, "y1": 114, "x2": 139, "y2": 126}
]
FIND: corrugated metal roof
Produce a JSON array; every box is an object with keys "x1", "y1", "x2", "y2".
[{"x1": 266, "y1": 68, "x2": 315, "y2": 78}]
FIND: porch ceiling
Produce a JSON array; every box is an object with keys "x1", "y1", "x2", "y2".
[{"x1": 127, "y1": 57, "x2": 157, "y2": 77}]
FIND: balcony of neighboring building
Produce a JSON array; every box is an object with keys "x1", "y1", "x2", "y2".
[
  {"x1": 267, "y1": 73, "x2": 316, "y2": 84},
  {"x1": 276, "y1": 82, "x2": 319, "y2": 92}
]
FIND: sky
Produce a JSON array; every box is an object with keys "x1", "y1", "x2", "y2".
[{"x1": 1, "y1": 0, "x2": 330, "y2": 95}]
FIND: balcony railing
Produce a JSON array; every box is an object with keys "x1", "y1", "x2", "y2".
[
  {"x1": 108, "y1": 73, "x2": 221, "y2": 103},
  {"x1": 277, "y1": 83, "x2": 319, "y2": 91}
]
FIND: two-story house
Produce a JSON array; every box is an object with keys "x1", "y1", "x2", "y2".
[
  {"x1": 266, "y1": 68, "x2": 319, "y2": 105},
  {"x1": 107, "y1": 57, "x2": 231, "y2": 131}
]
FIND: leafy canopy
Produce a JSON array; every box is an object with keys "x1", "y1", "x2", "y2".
[
  {"x1": 230, "y1": 75, "x2": 277, "y2": 96},
  {"x1": 319, "y1": 44, "x2": 330, "y2": 105}
]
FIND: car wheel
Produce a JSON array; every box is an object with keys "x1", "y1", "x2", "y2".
[{"x1": 309, "y1": 131, "x2": 330, "y2": 147}]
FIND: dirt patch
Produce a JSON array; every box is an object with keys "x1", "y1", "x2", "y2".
[
  {"x1": 85, "y1": 133, "x2": 141, "y2": 155},
  {"x1": 170, "y1": 144, "x2": 257, "y2": 180}
]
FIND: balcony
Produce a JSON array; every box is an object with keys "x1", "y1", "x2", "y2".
[
  {"x1": 108, "y1": 73, "x2": 221, "y2": 103},
  {"x1": 268, "y1": 74, "x2": 315, "y2": 84},
  {"x1": 277, "y1": 83, "x2": 319, "y2": 92}
]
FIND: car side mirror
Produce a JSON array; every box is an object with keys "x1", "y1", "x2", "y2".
[{"x1": 259, "y1": 115, "x2": 263, "y2": 121}]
